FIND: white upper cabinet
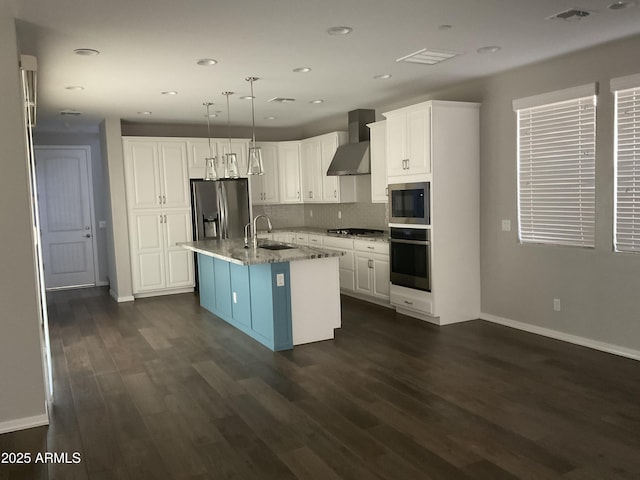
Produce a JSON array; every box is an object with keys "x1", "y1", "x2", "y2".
[
  {"x1": 278, "y1": 141, "x2": 303, "y2": 203},
  {"x1": 187, "y1": 138, "x2": 250, "y2": 179},
  {"x1": 368, "y1": 121, "x2": 387, "y2": 203},
  {"x1": 251, "y1": 142, "x2": 280, "y2": 204},
  {"x1": 301, "y1": 139, "x2": 323, "y2": 202},
  {"x1": 384, "y1": 104, "x2": 431, "y2": 180},
  {"x1": 124, "y1": 138, "x2": 190, "y2": 210}
]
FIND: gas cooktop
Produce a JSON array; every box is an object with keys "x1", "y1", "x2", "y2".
[{"x1": 326, "y1": 228, "x2": 385, "y2": 237}]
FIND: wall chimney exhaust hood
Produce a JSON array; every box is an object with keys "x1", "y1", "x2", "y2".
[{"x1": 327, "y1": 109, "x2": 375, "y2": 176}]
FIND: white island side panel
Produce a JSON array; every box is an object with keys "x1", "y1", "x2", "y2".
[{"x1": 289, "y1": 256, "x2": 341, "y2": 345}]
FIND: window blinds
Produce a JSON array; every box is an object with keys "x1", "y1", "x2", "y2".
[
  {"x1": 614, "y1": 86, "x2": 640, "y2": 253},
  {"x1": 516, "y1": 95, "x2": 596, "y2": 247}
]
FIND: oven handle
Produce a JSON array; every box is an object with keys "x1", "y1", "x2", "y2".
[{"x1": 390, "y1": 238, "x2": 430, "y2": 246}]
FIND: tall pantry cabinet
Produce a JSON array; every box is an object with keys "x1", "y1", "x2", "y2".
[{"x1": 123, "y1": 138, "x2": 195, "y2": 297}]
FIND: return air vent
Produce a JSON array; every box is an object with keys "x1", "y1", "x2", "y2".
[
  {"x1": 268, "y1": 97, "x2": 296, "y2": 103},
  {"x1": 547, "y1": 8, "x2": 593, "y2": 20},
  {"x1": 396, "y1": 48, "x2": 459, "y2": 65}
]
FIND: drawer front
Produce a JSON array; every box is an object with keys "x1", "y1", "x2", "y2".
[
  {"x1": 295, "y1": 233, "x2": 309, "y2": 244},
  {"x1": 390, "y1": 290, "x2": 433, "y2": 314},
  {"x1": 354, "y1": 239, "x2": 389, "y2": 255},
  {"x1": 308, "y1": 234, "x2": 323, "y2": 246},
  {"x1": 323, "y1": 236, "x2": 354, "y2": 250}
]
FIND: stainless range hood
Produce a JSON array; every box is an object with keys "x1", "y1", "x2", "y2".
[{"x1": 327, "y1": 109, "x2": 376, "y2": 176}]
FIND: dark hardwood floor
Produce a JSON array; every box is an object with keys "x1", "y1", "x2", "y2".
[{"x1": 2, "y1": 287, "x2": 640, "y2": 479}]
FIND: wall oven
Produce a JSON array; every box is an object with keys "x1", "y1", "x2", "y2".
[
  {"x1": 388, "y1": 181, "x2": 430, "y2": 225},
  {"x1": 389, "y1": 227, "x2": 431, "y2": 292}
]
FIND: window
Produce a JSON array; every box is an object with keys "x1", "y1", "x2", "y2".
[
  {"x1": 612, "y1": 73, "x2": 640, "y2": 254},
  {"x1": 513, "y1": 84, "x2": 597, "y2": 247}
]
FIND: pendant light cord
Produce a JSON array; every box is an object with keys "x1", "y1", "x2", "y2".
[
  {"x1": 204, "y1": 102, "x2": 213, "y2": 157},
  {"x1": 225, "y1": 93, "x2": 232, "y2": 151},
  {"x1": 250, "y1": 79, "x2": 256, "y2": 148}
]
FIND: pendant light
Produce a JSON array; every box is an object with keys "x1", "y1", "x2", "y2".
[
  {"x1": 203, "y1": 102, "x2": 218, "y2": 181},
  {"x1": 245, "y1": 77, "x2": 264, "y2": 175},
  {"x1": 222, "y1": 91, "x2": 239, "y2": 179}
]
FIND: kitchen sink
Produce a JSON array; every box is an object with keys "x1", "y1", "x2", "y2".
[{"x1": 259, "y1": 243, "x2": 296, "y2": 251}]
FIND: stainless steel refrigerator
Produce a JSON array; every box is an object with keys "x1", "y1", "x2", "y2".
[{"x1": 191, "y1": 178, "x2": 251, "y2": 290}]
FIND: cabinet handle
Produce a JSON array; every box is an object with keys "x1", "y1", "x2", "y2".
[
  {"x1": 162, "y1": 195, "x2": 166, "y2": 204},
  {"x1": 297, "y1": 191, "x2": 300, "y2": 199},
  {"x1": 404, "y1": 300, "x2": 413, "y2": 305},
  {"x1": 309, "y1": 191, "x2": 313, "y2": 198},
  {"x1": 159, "y1": 214, "x2": 163, "y2": 224},
  {"x1": 334, "y1": 189, "x2": 337, "y2": 198},
  {"x1": 158, "y1": 195, "x2": 162, "y2": 205},
  {"x1": 385, "y1": 186, "x2": 388, "y2": 197},
  {"x1": 368, "y1": 259, "x2": 373, "y2": 269},
  {"x1": 164, "y1": 214, "x2": 167, "y2": 223},
  {"x1": 367, "y1": 246, "x2": 374, "y2": 250}
]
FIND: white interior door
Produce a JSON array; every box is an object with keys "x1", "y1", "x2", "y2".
[{"x1": 36, "y1": 147, "x2": 97, "y2": 289}]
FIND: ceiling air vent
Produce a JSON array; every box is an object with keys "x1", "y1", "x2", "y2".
[
  {"x1": 268, "y1": 97, "x2": 296, "y2": 103},
  {"x1": 547, "y1": 8, "x2": 593, "y2": 20},
  {"x1": 396, "y1": 48, "x2": 460, "y2": 66}
]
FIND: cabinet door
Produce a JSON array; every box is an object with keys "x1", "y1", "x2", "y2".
[
  {"x1": 320, "y1": 135, "x2": 340, "y2": 202},
  {"x1": 369, "y1": 122, "x2": 388, "y2": 203},
  {"x1": 130, "y1": 210, "x2": 166, "y2": 293},
  {"x1": 159, "y1": 142, "x2": 190, "y2": 208},
  {"x1": 386, "y1": 113, "x2": 407, "y2": 177},
  {"x1": 125, "y1": 142, "x2": 162, "y2": 209},
  {"x1": 219, "y1": 140, "x2": 249, "y2": 178},
  {"x1": 301, "y1": 140, "x2": 322, "y2": 202},
  {"x1": 278, "y1": 142, "x2": 302, "y2": 203},
  {"x1": 230, "y1": 264, "x2": 252, "y2": 328},
  {"x1": 406, "y1": 107, "x2": 431, "y2": 175},
  {"x1": 372, "y1": 255, "x2": 390, "y2": 299},
  {"x1": 164, "y1": 210, "x2": 194, "y2": 288},
  {"x1": 188, "y1": 139, "x2": 216, "y2": 179},
  {"x1": 355, "y1": 254, "x2": 373, "y2": 295},
  {"x1": 255, "y1": 142, "x2": 279, "y2": 204}
]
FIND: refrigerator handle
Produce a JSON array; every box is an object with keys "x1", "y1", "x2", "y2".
[
  {"x1": 191, "y1": 182, "x2": 200, "y2": 241},
  {"x1": 221, "y1": 181, "x2": 230, "y2": 239},
  {"x1": 217, "y1": 182, "x2": 226, "y2": 239}
]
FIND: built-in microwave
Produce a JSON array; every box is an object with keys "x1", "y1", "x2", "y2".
[{"x1": 388, "y1": 182, "x2": 430, "y2": 225}]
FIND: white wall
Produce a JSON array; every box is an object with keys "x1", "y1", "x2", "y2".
[{"x1": 0, "y1": 6, "x2": 47, "y2": 431}]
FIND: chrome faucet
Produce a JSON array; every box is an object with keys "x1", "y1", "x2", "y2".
[
  {"x1": 243, "y1": 223, "x2": 252, "y2": 248},
  {"x1": 252, "y1": 214, "x2": 273, "y2": 249}
]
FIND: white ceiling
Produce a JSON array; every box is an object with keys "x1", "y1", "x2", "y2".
[{"x1": 13, "y1": 0, "x2": 640, "y2": 131}]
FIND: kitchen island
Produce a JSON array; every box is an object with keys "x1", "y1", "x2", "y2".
[{"x1": 180, "y1": 239, "x2": 342, "y2": 351}]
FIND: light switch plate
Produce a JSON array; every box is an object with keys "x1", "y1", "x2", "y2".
[
  {"x1": 501, "y1": 219, "x2": 511, "y2": 232},
  {"x1": 276, "y1": 273, "x2": 285, "y2": 287}
]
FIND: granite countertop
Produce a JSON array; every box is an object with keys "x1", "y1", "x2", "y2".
[
  {"x1": 267, "y1": 226, "x2": 390, "y2": 243},
  {"x1": 180, "y1": 238, "x2": 343, "y2": 266}
]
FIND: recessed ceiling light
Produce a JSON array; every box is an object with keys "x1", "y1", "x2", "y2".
[
  {"x1": 438, "y1": 24, "x2": 453, "y2": 30},
  {"x1": 608, "y1": 0, "x2": 636, "y2": 9},
  {"x1": 137, "y1": 111, "x2": 152, "y2": 115},
  {"x1": 293, "y1": 67, "x2": 312, "y2": 73},
  {"x1": 309, "y1": 99, "x2": 324, "y2": 104},
  {"x1": 239, "y1": 95, "x2": 255, "y2": 100},
  {"x1": 264, "y1": 116, "x2": 277, "y2": 120},
  {"x1": 476, "y1": 46, "x2": 501, "y2": 54},
  {"x1": 161, "y1": 91, "x2": 178, "y2": 95},
  {"x1": 65, "y1": 86, "x2": 84, "y2": 91},
  {"x1": 327, "y1": 26, "x2": 352, "y2": 35},
  {"x1": 59, "y1": 109, "x2": 81, "y2": 116},
  {"x1": 73, "y1": 48, "x2": 100, "y2": 56},
  {"x1": 196, "y1": 58, "x2": 217, "y2": 66},
  {"x1": 374, "y1": 74, "x2": 392, "y2": 80}
]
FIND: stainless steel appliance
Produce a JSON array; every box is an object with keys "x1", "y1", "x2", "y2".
[
  {"x1": 191, "y1": 178, "x2": 250, "y2": 241},
  {"x1": 326, "y1": 109, "x2": 376, "y2": 176},
  {"x1": 388, "y1": 181, "x2": 430, "y2": 225},
  {"x1": 191, "y1": 178, "x2": 251, "y2": 291},
  {"x1": 389, "y1": 227, "x2": 430, "y2": 291}
]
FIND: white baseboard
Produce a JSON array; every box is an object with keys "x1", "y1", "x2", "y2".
[
  {"x1": 481, "y1": 312, "x2": 640, "y2": 362},
  {"x1": 109, "y1": 289, "x2": 135, "y2": 303},
  {"x1": 0, "y1": 413, "x2": 49, "y2": 434}
]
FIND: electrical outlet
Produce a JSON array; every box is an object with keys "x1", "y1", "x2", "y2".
[
  {"x1": 501, "y1": 219, "x2": 511, "y2": 232},
  {"x1": 338, "y1": 210, "x2": 342, "y2": 219},
  {"x1": 276, "y1": 273, "x2": 285, "y2": 287},
  {"x1": 310, "y1": 209, "x2": 313, "y2": 217},
  {"x1": 233, "y1": 292, "x2": 237, "y2": 303},
  {"x1": 553, "y1": 298, "x2": 561, "y2": 311}
]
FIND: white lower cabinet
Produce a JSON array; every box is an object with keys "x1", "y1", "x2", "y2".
[
  {"x1": 322, "y1": 236, "x2": 355, "y2": 291},
  {"x1": 129, "y1": 209, "x2": 194, "y2": 294},
  {"x1": 354, "y1": 246, "x2": 389, "y2": 301}
]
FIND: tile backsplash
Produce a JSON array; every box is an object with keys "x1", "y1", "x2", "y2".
[{"x1": 252, "y1": 201, "x2": 387, "y2": 230}]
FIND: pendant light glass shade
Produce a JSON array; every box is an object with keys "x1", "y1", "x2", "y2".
[
  {"x1": 245, "y1": 77, "x2": 264, "y2": 175},
  {"x1": 203, "y1": 102, "x2": 218, "y2": 181},
  {"x1": 222, "y1": 91, "x2": 239, "y2": 179}
]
